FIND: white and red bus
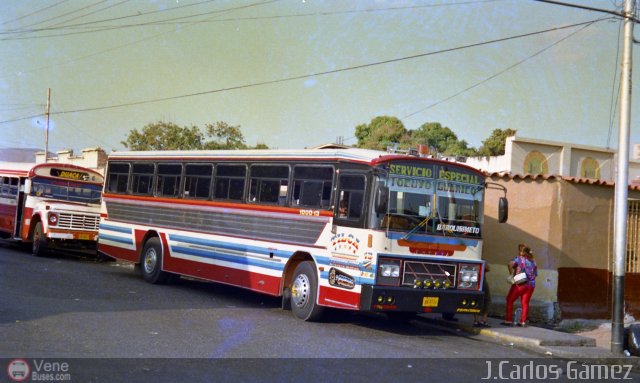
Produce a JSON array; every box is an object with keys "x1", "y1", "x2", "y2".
[
  {"x1": 0, "y1": 162, "x2": 103, "y2": 256},
  {"x1": 98, "y1": 148, "x2": 507, "y2": 321}
]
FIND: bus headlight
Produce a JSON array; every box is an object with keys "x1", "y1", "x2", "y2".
[
  {"x1": 377, "y1": 258, "x2": 402, "y2": 285},
  {"x1": 458, "y1": 264, "x2": 481, "y2": 290},
  {"x1": 48, "y1": 213, "x2": 58, "y2": 226}
]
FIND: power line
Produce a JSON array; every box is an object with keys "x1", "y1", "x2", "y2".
[
  {"x1": 1, "y1": 0, "x2": 502, "y2": 39},
  {"x1": 0, "y1": 0, "x2": 70, "y2": 26},
  {"x1": 0, "y1": 0, "x2": 237, "y2": 37},
  {"x1": 402, "y1": 17, "x2": 607, "y2": 120},
  {"x1": 607, "y1": 19, "x2": 624, "y2": 148},
  {"x1": 0, "y1": 1, "x2": 274, "y2": 79},
  {"x1": 0, "y1": 17, "x2": 608, "y2": 125},
  {"x1": 9, "y1": 0, "x2": 111, "y2": 31},
  {"x1": 534, "y1": 0, "x2": 639, "y2": 21}
]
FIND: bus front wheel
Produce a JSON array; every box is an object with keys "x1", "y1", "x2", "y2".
[
  {"x1": 32, "y1": 221, "x2": 48, "y2": 257},
  {"x1": 290, "y1": 261, "x2": 324, "y2": 321},
  {"x1": 140, "y1": 237, "x2": 170, "y2": 284}
]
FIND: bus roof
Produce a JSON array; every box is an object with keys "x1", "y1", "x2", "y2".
[
  {"x1": 108, "y1": 148, "x2": 484, "y2": 175},
  {"x1": 0, "y1": 162, "x2": 104, "y2": 182},
  {"x1": 0, "y1": 162, "x2": 35, "y2": 177}
]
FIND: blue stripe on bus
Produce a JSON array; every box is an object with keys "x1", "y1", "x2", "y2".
[
  {"x1": 169, "y1": 234, "x2": 294, "y2": 260},
  {"x1": 100, "y1": 233, "x2": 134, "y2": 246},
  {"x1": 99, "y1": 223, "x2": 133, "y2": 234},
  {"x1": 171, "y1": 245, "x2": 285, "y2": 271}
]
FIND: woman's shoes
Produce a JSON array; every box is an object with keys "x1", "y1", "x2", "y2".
[{"x1": 517, "y1": 322, "x2": 527, "y2": 327}]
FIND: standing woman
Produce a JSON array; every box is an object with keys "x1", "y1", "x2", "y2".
[{"x1": 503, "y1": 245, "x2": 538, "y2": 327}]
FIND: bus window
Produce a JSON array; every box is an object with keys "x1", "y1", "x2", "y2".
[
  {"x1": 156, "y1": 164, "x2": 182, "y2": 198},
  {"x1": 214, "y1": 164, "x2": 246, "y2": 201},
  {"x1": 292, "y1": 166, "x2": 333, "y2": 209},
  {"x1": 248, "y1": 165, "x2": 289, "y2": 205},
  {"x1": 9, "y1": 177, "x2": 18, "y2": 196},
  {"x1": 107, "y1": 163, "x2": 130, "y2": 194},
  {"x1": 183, "y1": 164, "x2": 213, "y2": 199},
  {"x1": 336, "y1": 174, "x2": 366, "y2": 221},
  {"x1": 0, "y1": 177, "x2": 8, "y2": 196},
  {"x1": 131, "y1": 163, "x2": 155, "y2": 196}
]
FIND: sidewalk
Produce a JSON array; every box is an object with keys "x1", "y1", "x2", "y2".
[{"x1": 419, "y1": 313, "x2": 640, "y2": 366}]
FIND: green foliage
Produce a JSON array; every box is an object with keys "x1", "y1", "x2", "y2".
[
  {"x1": 121, "y1": 121, "x2": 267, "y2": 150},
  {"x1": 355, "y1": 118, "x2": 477, "y2": 156},
  {"x1": 355, "y1": 116, "x2": 410, "y2": 151},
  {"x1": 477, "y1": 128, "x2": 517, "y2": 156},
  {"x1": 203, "y1": 121, "x2": 247, "y2": 150},
  {"x1": 354, "y1": 116, "x2": 517, "y2": 158}
]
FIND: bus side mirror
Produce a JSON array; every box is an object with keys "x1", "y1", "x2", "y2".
[
  {"x1": 498, "y1": 197, "x2": 508, "y2": 223},
  {"x1": 375, "y1": 186, "x2": 388, "y2": 214}
]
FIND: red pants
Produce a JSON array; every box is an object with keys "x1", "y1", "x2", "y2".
[{"x1": 505, "y1": 283, "x2": 535, "y2": 323}]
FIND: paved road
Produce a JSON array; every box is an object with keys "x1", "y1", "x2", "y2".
[{"x1": 1, "y1": 242, "x2": 632, "y2": 382}]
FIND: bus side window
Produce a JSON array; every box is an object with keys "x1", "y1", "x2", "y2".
[
  {"x1": 0, "y1": 177, "x2": 7, "y2": 196},
  {"x1": 248, "y1": 165, "x2": 289, "y2": 205},
  {"x1": 10, "y1": 177, "x2": 18, "y2": 196},
  {"x1": 156, "y1": 163, "x2": 182, "y2": 198},
  {"x1": 183, "y1": 164, "x2": 213, "y2": 199},
  {"x1": 336, "y1": 174, "x2": 366, "y2": 222},
  {"x1": 131, "y1": 163, "x2": 155, "y2": 196},
  {"x1": 214, "y1": 164, "x2": 246, "y2": 201},
  {"x1": 292, "y1": 166, "x2": 333, "y2": 209},
  {"x1": 107, "y1": 163, "x2": 131, "y2": 194}
]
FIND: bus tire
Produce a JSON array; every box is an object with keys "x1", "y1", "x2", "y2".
[
  {"x1": 32, "y1": 221, "x2": 48, "y2": 257},
  {"x1": 290, "y1": 261, "x2": 324, "y2": 321},
  {"x1": 140, "y1": 237, "x2": 170, "y2": 284}
]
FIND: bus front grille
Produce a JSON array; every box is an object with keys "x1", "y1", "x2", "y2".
[
  {"x1": 402, "y1": 261, "x2": 457, "y2": 288},
  {"x1": 57, "y1": 213, "x2": 100, "y2": 231}
]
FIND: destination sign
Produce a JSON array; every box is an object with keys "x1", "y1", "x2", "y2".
[
  {"x1": 437, "y1": 169, "x2": 481, "y2": 185},
  {"x1": 50, "y1": 169, "x2": 89, "y2": 181}
]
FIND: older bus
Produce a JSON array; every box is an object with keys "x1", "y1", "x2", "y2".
[
  {"x1": 0, "y1": 162, "x2": 103, "y2": 256},
  {"x1": 98, "y1": 148, "x2": 506, "y2": 321}
]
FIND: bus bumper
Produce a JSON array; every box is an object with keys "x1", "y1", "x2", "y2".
[{"x1": 359, "y1": 284, "x2": 484, "y2": 314}]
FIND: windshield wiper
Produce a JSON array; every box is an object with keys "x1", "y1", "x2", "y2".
[{"x1": 400, "y1": 216, "x2": 431, "y2": 240}]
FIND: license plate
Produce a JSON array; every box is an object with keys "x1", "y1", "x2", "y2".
[
  {"x1": 78, "y1": 234, "x2": 90, "y2": 240},
  {"x1": 422, "y1": 296, "x2": 439, "y2": 307}
]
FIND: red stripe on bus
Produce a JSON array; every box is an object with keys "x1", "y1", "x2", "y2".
[
  {"x1": 318, "y1": 285, "x2": 361, "y2": 310},
  {"x1": 163, "y1": 254, "x2": 282, "y2": 296},
  {"x1": 98, "y1": 243, "x2": 138, "y2": 262}
]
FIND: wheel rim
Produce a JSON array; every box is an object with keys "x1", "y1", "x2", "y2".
[
  {"x1": 291, "y1": 273, "x2": 311, "y2": 308},
  {"x1": 143, "y1": 248, "x2": 157, "y2": 275}
]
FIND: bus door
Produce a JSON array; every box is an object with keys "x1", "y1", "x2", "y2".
[
  {"x1": 13, "y1": 178, "x2": 26, "y2": 239},
  {"x1": 330, "y1": 171, "x2": 369, "y2": 266}
]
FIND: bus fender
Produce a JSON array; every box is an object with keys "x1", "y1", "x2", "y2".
[{"x1": 281, "y1": 251, "x2": 315, "y2": 310}]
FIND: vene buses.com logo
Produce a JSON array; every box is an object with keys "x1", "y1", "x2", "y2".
[{"x1": 7, "y1": 359, "x2": 30, "y2": 382}]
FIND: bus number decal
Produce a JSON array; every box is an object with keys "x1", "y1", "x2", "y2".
[{"x1": 299, "y1": 209, "x2": 320, "y2": 216}]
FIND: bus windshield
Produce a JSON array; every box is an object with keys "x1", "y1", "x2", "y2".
[
  {"x1": 31, "y1": 178, "x2": 102, "y2": 204},
  {"x1": 372, "y1": 160, "x2": 484, "y2": 238}
]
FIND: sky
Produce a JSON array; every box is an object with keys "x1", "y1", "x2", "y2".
[{"x1": 0, "y1": 0, "x2": 636, "y2": 154}]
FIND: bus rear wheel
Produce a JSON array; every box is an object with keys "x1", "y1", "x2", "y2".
[
  {"x1": 290, "y1": 261, "x2": 324, "y2": 321},
  {"x1": 32, "y1": 221, "x2": 48, "y2": 257},
  {"x1": 140, "y1": 237, "x2": 170, "y2": 284}
]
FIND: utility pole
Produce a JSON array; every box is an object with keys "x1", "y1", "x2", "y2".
[
  {"x1": 44, "y1": 88, "x2": 51, "y2": 163},
  {"x1": 612, "y1": 0, "x2": 634, "y2": 354}
]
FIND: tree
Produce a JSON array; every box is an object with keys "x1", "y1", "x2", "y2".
[
  {"x1": 477, "y1": 128, "x2": 517, "y2": 156},
  {"x1": 203, "y1": 121, "x2": 247, "y2": 150},
  {"x1": 121, "y1": 121, "x2": 205, "y2": 151},
  {"x1": 409, "y1": 122, "x2": 477, "y2": 156},
  {"x1": 121, "y1": 121, "x2": 266, "y2": 150},
  {"x1": 355, "y1": 116, "x2": 409, "y2": 150}
]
